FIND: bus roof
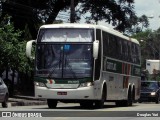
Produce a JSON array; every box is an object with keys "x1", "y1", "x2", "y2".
[{"x1": 40, "y1": 23, "x2": 139, "y2": 45}]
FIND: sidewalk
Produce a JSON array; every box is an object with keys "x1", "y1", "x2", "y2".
[{"x1": 8, "y1": 95, "x2": 47, "y2": 107}]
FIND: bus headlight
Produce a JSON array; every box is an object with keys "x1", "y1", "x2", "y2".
[
  {"x1": 151, "y1": 92, "x2": 156, "y2": 96},
  {"x1": 79, "y1": 82, "x2": 93, "y2": 87},
  {"x1": 34, "y1": 82, "x2": 46, "y2": 87}
]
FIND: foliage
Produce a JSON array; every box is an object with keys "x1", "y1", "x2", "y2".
[
  {"x1": 132, "y1": 29, "x2": 152, "y2": 41},
  {"x1": 132, "y1": 28, "x2": 160, "y2": 69},
  {"x1": 132, "y1": 28, "x2": 160, "y2": 81},
  {"x1": 126, "y1": 15, "x2": 149, "y2": 35},
  {"x1": 0, "y1": 16, "x2": 33, "y2": 73},
  {"x1": 0, "y1": 0, "x2": 146, "y2": 39}
]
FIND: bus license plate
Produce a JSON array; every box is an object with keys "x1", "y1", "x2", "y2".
[{"x1": 57, "y1": 92, "x2": 67, "y2": 95}]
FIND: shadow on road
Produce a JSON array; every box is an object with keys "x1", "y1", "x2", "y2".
[{"x1": 32, "y1": 103, "x2": 139, "y2": 110}]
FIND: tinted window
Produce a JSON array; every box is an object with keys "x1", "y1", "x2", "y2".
[
  {"x1": 128, "y1": 42, "x2": 132, "y2": 62},
  {"x1": 103, "y1": 31, "x2": 109, "y2": 56},
  {"x1": 102, "y1": 31, "x2": 140, "y2": 64},
  {"x1": 117, "y1": 38, "x2": 123, "y2": 59},
  {"x1": 95, "y1": 29, "x2": 102, "y2": 80},
  {"x1": 36, "y1": 44, "x2": 93, "y2": 78}
]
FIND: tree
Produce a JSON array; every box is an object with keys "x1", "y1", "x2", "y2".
[
  {"x1": 0, "y1": 15, "x2": 33, "y2": 96},
  {"x1": 132, "y1": 29, "x2": 153, "y2": 68},
  {"x1": 125, "y1": 15, "x2": 149, "y2": 35},
  {"x1": 132, "y1": 27, "x2": 160, "y2": 69},
  {"x1": 79, "y1": 0, "x2": 137, "y2": 32},
  {"x1": 132, "y1": 29, "x2": 160, "y2": 80},
  {"x1": 138, "y1": 15, "x2": 149, "y2": 31},
  {"x1": 0, "y1": 0, "x2": 139, "y2": 39},
  {"x1": 0, "y1": 15, "x2": 32, "y2": 71}
]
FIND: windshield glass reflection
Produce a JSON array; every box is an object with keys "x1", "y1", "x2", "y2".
[{"x1": 36, "y1": 44, "x2": 93, "y2": 79}]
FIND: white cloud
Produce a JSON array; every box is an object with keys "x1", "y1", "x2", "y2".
[{"x1": 134, "y1": 0, "x2": 160, "y2": 30}]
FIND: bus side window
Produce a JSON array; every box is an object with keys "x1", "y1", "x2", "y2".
[
  {"x1": 114, "y1": 36, "x2": 118, "y2": 59},
  {"x1": 122, "y1": 40, "x2": 126, "y2": 61},
  {"x1": 109, "y1": 34, "x2": 116, "y2": 58},
  {"x1": 108, "y1": 34, "x2": 112, "y2": 57},
  {"x1": 127, "y1": 41, "x2": 132, "y2": 62},
  {"x1": 102, "y1": 31, "x2": 109, "y2": 56},
  {"x1": 131, "y1": 43, "x2": 136, "y2": 63},
  {"x1": 135, "y1": 44, "x2": 140, "y2": 64},
  {"x1": 124, "y1": 41, "x2": 128, "y2": 61},
  {"x1": 117, "y1": 37, "x2": 122, "y2": 59}
]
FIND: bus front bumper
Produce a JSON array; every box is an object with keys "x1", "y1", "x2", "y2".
[{"x1": 35, "y1": 86, "x2": 96, "y2": 100}]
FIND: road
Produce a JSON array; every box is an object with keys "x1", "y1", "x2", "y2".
[{"x1": 0, "y1": 102, "x2": 160, "y2": 120}]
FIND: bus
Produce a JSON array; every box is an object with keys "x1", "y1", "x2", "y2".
[{"x1": 26, "y1": 23, "x2": 141, "y2": 109}]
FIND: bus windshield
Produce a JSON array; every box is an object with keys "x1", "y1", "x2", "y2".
[{"x1": 36, "y1": 44, "x2": 93, "y2": 79}]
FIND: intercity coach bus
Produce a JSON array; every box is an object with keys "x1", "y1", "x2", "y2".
[{"x1": 26, "y1": 23, "x2": 141, "y2": 109}]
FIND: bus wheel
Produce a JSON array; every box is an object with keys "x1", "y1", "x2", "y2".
[
  {"x1": 95, "y1": 87, "x2": 106, "y2": 108},
  {"x1": 118, "y1": 88, "x2": 132, "y2": 107},
  {"x1": 128, "y1": 88, "x2": 133, "y2": 106},
  {"x1": 47, "y1": 99, "x2": 57, "y2": 108},
  {"x1": 123, "y1": 88, "x2": 133, "y2": 106}
]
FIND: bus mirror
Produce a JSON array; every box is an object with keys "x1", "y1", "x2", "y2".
[
  {"x1": 26, "y1": 40, "x2": 36, "y2": 60},
  {"x1": 93, "y1": 40, "x2": 99, "y2": 59}
]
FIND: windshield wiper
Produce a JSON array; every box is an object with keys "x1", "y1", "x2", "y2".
[
  {"x1": 47, "y1": 60, "x2": 62, "y2": 79},
  {"x1": 64, "y1": 56, "x2": 77, "y2": 80},
  {"x1": 48, "y1": 47, "x2": 63, "y2": 78},
  {"x1": 47, "y1": 45, "x2": 78, "y2": 80}
]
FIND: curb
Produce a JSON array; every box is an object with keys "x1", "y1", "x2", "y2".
[
  {"x1": 11, "y1": 95, "x2": 45, "y2": 100},
  {"x1": 8, "y1": 101, "x2": 47, "y2": 107},
  {"x1": 8, "y1": 95, "x2": 47, "y2": 107}
]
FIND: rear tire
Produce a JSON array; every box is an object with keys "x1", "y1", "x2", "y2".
[
  {"x1": 116, "y1": 88, "x2": 133, "y2": 107},
  {"x1": 124, "y1": 88, "x2": 133, "y2": 106},
  {"x1": 47, "y1": 99, "x2": 57, "y2": 108}
]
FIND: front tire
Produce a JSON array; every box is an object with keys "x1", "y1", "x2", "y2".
[
  {"x1": 47, "y1": 99, "x2": 57, "y2": 108},
  {"x1": 95, "y1": 87, "x2": 106, "y2": 108}
]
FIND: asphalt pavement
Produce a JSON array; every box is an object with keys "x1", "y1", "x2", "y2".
[{"x1": 7, "y1": 95, "x2": 47, "y2": 107}]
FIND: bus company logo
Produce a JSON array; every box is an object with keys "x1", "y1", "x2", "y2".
[
  {"x1": 2, "y1": 112, "x2": 11, "y2": 117},
  {"x1": 47, "y1": 79, "x2": 55, "y2": 84}
]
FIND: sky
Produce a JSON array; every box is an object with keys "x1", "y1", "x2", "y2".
[
  {"x1": 97, "y1": 0, "x2": 160, "y2": 30},
  {"x1": 57, "y1": 0, "x2": 160, "y2": 30},
  {"x1": 134, "y1": 0, "x2": 160, "y2": 30}
]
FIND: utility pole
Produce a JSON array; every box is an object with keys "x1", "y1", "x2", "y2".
[{"x1": 70, "y1": 0, "x2": 75, "y2": 23}]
